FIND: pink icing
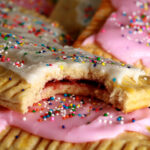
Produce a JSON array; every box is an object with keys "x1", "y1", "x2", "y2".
[
  {"x1": 82, "y1": 0, "x2": 150, "y2": 67},
  {"x1": 0, "y1": 95, "x2": 150, "y2": 143}
]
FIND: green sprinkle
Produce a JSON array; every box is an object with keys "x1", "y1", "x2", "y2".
[
  {"x1": 72, "y1": 113, "x2": 75, "y2": 116},
  {"x1": 4, "y1": 37, "x2": 8, "y2": 40},
  {"x1": 103, "y1": 113, "x2": 108, "y2": 117},
  {"x1": 97, "y1": 57, "x2": 101, "y2": 61},
  {"x1": 24, "y1": 52, "x2": 28, "y2": 56},
  {"x1": 4, "y1": 46, "x2": 8, "y2": 50}
]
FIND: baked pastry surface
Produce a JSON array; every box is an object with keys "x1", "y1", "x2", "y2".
[{"x1": 0, "y1": 126, "x2": 150, "y2": 150}]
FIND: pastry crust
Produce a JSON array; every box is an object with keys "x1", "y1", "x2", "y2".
[
  {"x1": 50, "y1": 0, "x2": 101, "y2": 39},
  {"x1": 1, "y1": 62, "x2": 150, "y2": 114},
  {"x1": 0, "y1": 126, "x2": 150, "y2": 150},
  {"x1": 74, "y1": 0, "x2": 114, "y2": 47}
]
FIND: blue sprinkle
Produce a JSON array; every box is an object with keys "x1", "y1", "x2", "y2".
[
  {"x1": 15, "y1": 136, "x2": 19, "y2": 139},
  {"x1": 16, "y1": 40, "x2": 20, "y2": 44},
  {"x1": 43, "y1": 116, "x2": 47, "y2": 119},
  {"x1": 93, "y1": 63, "x2": 97, "y2": 67},
  {"x1": 130, "y1": 19, "x2": 133, "y2": 23},
  {"x1": 62, "y1": 125, "x2": 65, "y2": 129},
  {"x1": 50, "y1": 97, "x2": 55, "y2": 100},
  {"x1": 128, "y1": 30, "x2": 132, "y2": 34},
  {"x1": 64, "y1": 93, "x2": 68, "y2": 97},
  {"x1": 112, "y1": 78, "x2": 116, "y2": 82},
  {"x1": 117, "y1": 116, "x2": 122, "y2": 121},
  {"x1": 41, "y1": 43, "x2": 45, "y2": 47},
  {"x1": 78, "y1": 114, "x2": 82, "y2": 117}
]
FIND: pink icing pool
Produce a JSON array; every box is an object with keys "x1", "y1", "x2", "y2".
[{"x1": 0, "y1": 94, "x2": 150, "y2": 143}]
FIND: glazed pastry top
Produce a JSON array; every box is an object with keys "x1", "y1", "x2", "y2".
[
  {"x1": 0, "y1": 0, "x2": 71, "y2": 45},
  {"x1": 0, "y1": 29, "x2": 145, "y2": 84}
]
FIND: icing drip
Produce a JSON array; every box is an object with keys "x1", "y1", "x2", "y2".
[
  {"x1": 83, "y1": 0, "x2": 150, "y2": 68},
  {"x1": 0, "y1": 95, "x2": 150, "y2": 142}
]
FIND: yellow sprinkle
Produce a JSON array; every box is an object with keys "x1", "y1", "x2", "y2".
[
  {"x1": 102, "y1": 62, "x2": 105, "y2": 66},
  {"x1": 121, "y1": 63, "x2": 125, "y2": 66},
  {"x1": 77, "y1": 104, "x2": 80, "y2": 108},
  {"x1": 144, "y1": 3, "x2": 148, "y2": 11},
  {"x1": 139, "y1": 29, "x2": 142, "y2": 32},
  {"x1": 146, "y1": 43, "x2": 150, "y2": 47},
  {"x1": 82, "y1": 61, "x2": 85, "y2": 63},
  {"x1": 0, "y1": 45, "x2": 4, "y2": 48},
  {"x1": 38, "y1": 103, "x2": 41, "y2": 106},
  {"x1": 62, "y1": 98, "x2": 66, "y2": 101},
  {"x1": 59, "y1": 36, "x2": 63, "y2": 41},
  {"x1": 146, "y1": 126, "x2": 150, "y2": 132},
  {"x1": 60, "y1": 65, "x2": 64, "y2": 70},
  {"x1": 70, "y1": 104, "x2": 73, "y2": 107},
  {"x1": 20, "y1": 43, "x2": 24, "y2": 46},
  {"x1": 59, "y1": 105, "x2": 62, "y2": 108},
  {"x1": 27, "y1": 25, "x2": 32, "y2": 29}
]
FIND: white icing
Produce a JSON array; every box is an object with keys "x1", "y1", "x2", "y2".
[
  {"x1": 0, "y1": 0, "x2": 68, "y2": 45},
  {"x1": 0, "y1": 31, "x2": 145, "y2": 85},
  {"x1": 0, "y1": 0, "x2": 145, "y2": 85}
]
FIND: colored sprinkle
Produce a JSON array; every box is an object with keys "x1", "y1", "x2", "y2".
[
  {"x1": 64, "y1": 93, "x2": 68, "y2": 97},
  {"x1": 103, "y1": 113, "x2": 109, "y2": 117},
  {"x1": 112, "y1": 78, "x2": 116, "y2": 82},
  {"x1": 97, "y1": 57, "x2": 101, "y2": 61},
  {"x1": 132, "y1": 118, "x2": 136, "y2": 122},
  {"x1": 15, "y1": 136, "x2": 19, "y2": 139},
  {"x1": 50, "y1": 97, "x2": 55, "y2": 100},
  {"x1": 117, "y1": 116, "x2": 123, "y2": 121},
  {"x1": 62, "y1": 125, "x2": 65, "y2": 129}
]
